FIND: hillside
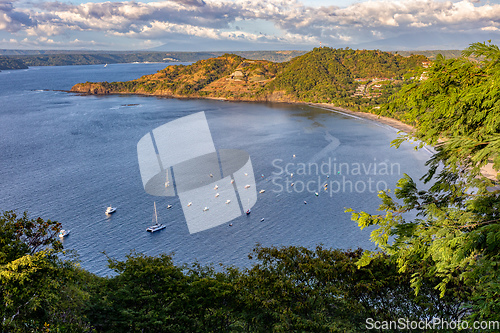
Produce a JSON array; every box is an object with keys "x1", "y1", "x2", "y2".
[
  {"x1": 71, "y1": 47, "x2": 428, "y2": 108},
  {"x1": 0, "y1": 57, "x2": 28, "y2": 71},
  {"x1": 264, "y1": 48, "x2": 427, "y2": 103},
  {"x1": 0, "y1": 50, "x2": 305, "y2": 70},
  {"x1": 72, "y1": 54, "x2": 284, "y2": 100}
]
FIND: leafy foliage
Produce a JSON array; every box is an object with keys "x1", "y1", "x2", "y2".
[{"x1": 348, "y1": 41, "x2": 500, "y2": 323}]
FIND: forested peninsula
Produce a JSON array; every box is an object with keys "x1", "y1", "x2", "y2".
[
  {"x1": 71, "y1": 48, "x2": 427, "y2": 109},
  {"x1": 2, "y1": 42, "x2": 500, "y2": 332}
]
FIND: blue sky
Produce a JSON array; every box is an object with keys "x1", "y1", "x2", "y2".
[{"x1": 1, "y1": 0, "x2": 499, "y2": 51}]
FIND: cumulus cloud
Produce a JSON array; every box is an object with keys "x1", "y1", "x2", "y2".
[
  {"x1": 1, "y1": 0, "x2": 499, "y2": 48},
  {"x1": 0, "y1": 1, "x2": 34, "y2": 31}
]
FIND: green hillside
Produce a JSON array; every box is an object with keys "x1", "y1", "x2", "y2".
[
  {"x1": 71, "y1": 47, "x2": 428, "y2": 109},
  {"x1": 0, "y1": 57, "x2": 28, "y2": 70},
  {"x1": 264, "y1": 47, "x2": 426, "y2": 103}
]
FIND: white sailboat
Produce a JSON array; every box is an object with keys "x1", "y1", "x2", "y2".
[{"x1": 146, "y1": 202, "x2": 166, "y2": 232}]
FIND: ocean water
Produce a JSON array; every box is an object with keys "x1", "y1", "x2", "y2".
[{"x1": 0, "y1": 63, "x2": 432, "y2": 275}]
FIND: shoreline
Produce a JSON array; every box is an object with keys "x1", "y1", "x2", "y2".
[
  {"x1": 309, "y1": 103, "x2": 415, "y2": 134},
  {"x1": 310, "y1": 102, "x2": 498, "y2": 182},
  {"x1": 68, "y1": 88, "x2": 498, "y2": 181}
]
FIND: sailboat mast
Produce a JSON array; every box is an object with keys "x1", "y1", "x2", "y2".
[{"x1": 153, "y1": 202, "x2": 158, "y2": 224}]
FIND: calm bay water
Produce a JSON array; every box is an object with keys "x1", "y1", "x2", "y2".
[{"x1": 0, "y1": 63, "x2": 431, "y2": 275}]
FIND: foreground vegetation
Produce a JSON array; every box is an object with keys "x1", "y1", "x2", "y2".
[
  {"x1": 2, "y1": 42, "x2": 500, "y2": 332},
  {"x1": 0, "y1": 211, "x2": 472, "y2": 332}
]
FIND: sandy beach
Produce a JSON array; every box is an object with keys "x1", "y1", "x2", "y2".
[{"x1": 310, "y1": 103, "x2": 499, "y2": 182}]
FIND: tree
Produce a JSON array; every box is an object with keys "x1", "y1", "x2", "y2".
[
  {"x1": 0, "y1": 211, "x2": 62, "y2": 265},
  {"x1": 348, "y1": 41, "x2": 500, "y2": 323},
  {"x1": 0, "y1": 211, "x2": 91, "y2": 332}
]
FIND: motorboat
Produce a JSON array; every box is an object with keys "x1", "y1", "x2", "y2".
[
  {"x1": 246, "y1": 209, "x2": 251, "y2": 215},
  {"x1": 167, "y1": 204, "x2": 172, "y2": 209},
  {"x1": 215, "y1": 193, "x2": 220, "y2": 197},
  {"x1": 244, "y1": 185, "x2": 251, "y2": 189},
  {"x1": 147, "y1": 202, "x2": 166, "y2": 233},
  {"x1": 59, "y1": 229, "x2": 70, "y2": 237},
  {"x1": 259, "y1": 190, "x2": 265, "y2": 193},
  {"x1": 214, "y1": 185, "x2": 219, "y2": 190},
  {"x1": 106, "y1": 206, "x2": 117, "y2": 214},
  {"x1": 203, "y1": 207, "x2": 209, "y2": 212},
  {"x1": 187, "y1": 202, "x2": 192, "y2": 207},
  {"x1": 226, "y1": 200, "x2": 231, "y2": 204}
]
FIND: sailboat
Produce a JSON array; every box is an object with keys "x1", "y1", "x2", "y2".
[{"x1": 146, "y1": 202, "x2": 166, "y2": 232}]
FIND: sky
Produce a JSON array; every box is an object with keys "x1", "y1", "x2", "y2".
[{"x1": 1, "y1": 0, "x2": 500, "y2": 51}]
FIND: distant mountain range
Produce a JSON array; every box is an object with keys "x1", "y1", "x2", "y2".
[
  {"x1": 0, "y1": 51, "x2": 307, "y2": 71},
  {"x1": 0, "y1": 47, "x2": 466, "y2": 72}
]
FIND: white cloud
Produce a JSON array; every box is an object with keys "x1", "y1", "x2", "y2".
[{"x1": 0, "y1": 0, "x2": 499, "y2": 48}]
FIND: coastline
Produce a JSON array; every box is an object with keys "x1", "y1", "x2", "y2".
[
  {"x1": 69, "y1": 85, "x2": 499, "y2": 182},
  {"x1": 310, "y1": 102, "x2": 498, "y2": 182},
  {"x1": 310, "y1": 103, "x2": 415, "y2": 134}
]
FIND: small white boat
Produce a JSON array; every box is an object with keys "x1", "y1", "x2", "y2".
[
  {"x1": 147, "y1": 202, "x2": 166, "y2": 233},
  {"x1": 231, "y1": 179, "x2": 235, "y2": 184},
  {"x1": 167, "y1": 204, "x2": 172, "y2": 209},
  {"x1": 291, "y1": 183, "x2": 294, "y2": 187},
  {"x1": 304, "y1": 201, "x2": 307, "y2": 204},
  {"x1": 187, "y1": 202, "x2": 192, "y2": 207},
  {"x1": 104, "y1": 63, "x2": 108, "y2": 68},
  {"x1": 203, "y1": 207, "x2": 209, "y2": 212},
  {"x1": 214, "y1": 185, "x2": 219, "y2": 190},
  {"x1": 215, "y1": 193, "x2": 220, "y2": 198},
  {"x1": 291, "y1": 173, "x2": 293, "y2": 178},
  {"x1": 225, "y1": 200, "x2": 231, "y2": 204},
  {"x1": 293, "y1": 154, "x2": 296, "y2": 158},
  {"x1": 260, "y1": 218, "x2": 265, "y2": 222},
  {"x1": 59, "y1": 229, "x2": 70, "y2": 237},
  {"x1": 105, "y1": 206, "x2": 117, "y2": 214},
  {"x1": 209, "y1": 173, "x2": 213, "y2": 177},
  {"x1": 259, "y1": 189, "x2": 265, "y2": 193},
  {"x1": 244, "y1": 173, "x2": 248, "y2": 176},
  {"x1": 315, "y1": 192, "x2": 319, "y2": 196},
  {"x1": 245, "y1": 184, "x2": 251, "y2": 189}
]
